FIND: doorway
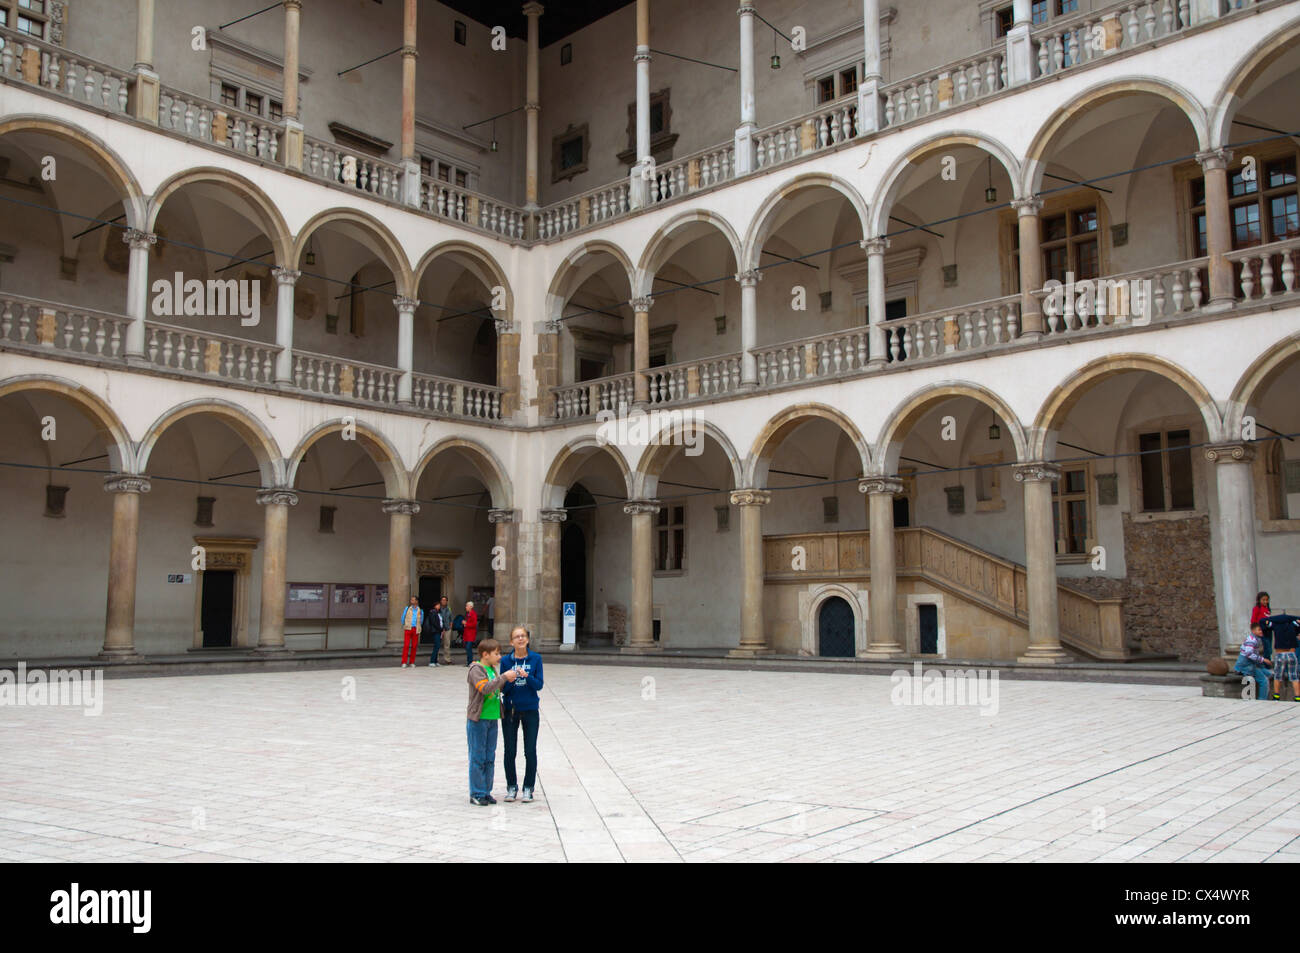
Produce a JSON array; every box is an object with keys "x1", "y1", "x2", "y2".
[
  {"x1": 561, "y1": 522, "x2": 587, "y2": 635},
  {"x1": 200, "y1": 571, "x2": 236, "y2": 647},
  {"x1": 818, "y1": 596, "x2": 855, "y2": 657},
  {"x1": 419, "y1": 575, "x2": 442, "y2": 619},
  {"x1": 919, "y1": 604, "x2": 939, "y2": 654}
]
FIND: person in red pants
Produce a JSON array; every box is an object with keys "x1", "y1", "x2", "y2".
[{"x1": 400, "y1": 596, "x2": 423, "y2": 668}]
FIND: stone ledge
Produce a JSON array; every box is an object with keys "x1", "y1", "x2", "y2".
[{"x1": 1199, "y1": 672, "x2": 1246, "y2": 699}]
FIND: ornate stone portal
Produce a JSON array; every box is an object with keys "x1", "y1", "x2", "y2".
[{"x1": 191, "y1": 536, "x2": 259, "y2": 649}]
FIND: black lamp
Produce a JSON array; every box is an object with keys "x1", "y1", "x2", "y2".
[
  {"x1": 771, "y1": 29, "x2": 780, "y2": 69},
  {"x1": 304, "y1": 238, "x2": 315, "y2": 266},
  {"x1": 985, "y1": 156, "x2": 997, "y2": 204},
  {"x1": 490, "y1": 119, "x2": 498, "y2": 153},
  {"x1": 988, "y1": 423, "x2": 1001, "y2": 440}
]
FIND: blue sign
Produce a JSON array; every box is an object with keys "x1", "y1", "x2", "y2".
[
  {"x1": 562, "y1": 602, "x2": 576, "y2": 645},
  {"x1": 563, "y1": 603, "x2": 577, "y2": 616}
]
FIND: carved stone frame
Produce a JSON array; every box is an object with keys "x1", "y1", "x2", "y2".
[
  {"x1": 797, "y1": 583, "x2": 869, "y2": 657},
  {"x1": 192, "y1": 536, "x2": 259, "y2": 649}
]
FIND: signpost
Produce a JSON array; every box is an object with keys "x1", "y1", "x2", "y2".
[{"x1": 562, "y1": 601, "x2": 576, "y2": 651}]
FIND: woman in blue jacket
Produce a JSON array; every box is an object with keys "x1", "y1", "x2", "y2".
[{"x1": 500, "y1": 626, "x2": 544, "y2": 802}]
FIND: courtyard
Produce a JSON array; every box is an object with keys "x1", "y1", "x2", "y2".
[{"x1": 1, "y1": 661, "x2": 1297, "y2": 863}]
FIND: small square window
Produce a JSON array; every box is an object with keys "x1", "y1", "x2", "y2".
[
  {"x1": 822, "y1": 496, "x2": 839, "y2": 524},
  {"x1": 817, "y1": 76, "x2": 836, "y2": 104},
  {"x1": 560, "y1": 136, "x2": 584, "y2": 170},
  {"x1": 715, "y1": 506, "x2": 729, "y2": 531},
  {"x1": 220, "y1": 83, "x2": 240, "y2": 109},
  {"x1": 995, "y1": 6, "x2": 1014, "y2": 36},
  {"x1": 1031, "y1": 0, "x2": 1049, "y2": 23},
  {"x1": 455, "y1": 169, "x2": 467, "y2": 188},
  {"x1": 454, "y1": 20, "x2": 467, "y2": 45},
  {"x1": 561, "y1": 43, "x2": 572, "y2": 66},
  {"x1": 269, "y1": 100, "x2": 283, "y2": 122},
  {"x1": 245, "y1": 92, "x2": 263, "y2": 115},
  {"x1": 840, "y1": 68, "x2": 858, "y2": 96}
]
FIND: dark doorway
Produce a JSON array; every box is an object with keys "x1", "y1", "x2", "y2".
[
  {"x1": 919, "y1": 604, "x2": 939, "y2": 654},
  {"x1": 893, "y1": 495, "x2": 911, "y2": 528},
  {"x1": 818, "y1": 596, "x2": 855, "y2": 657},
  {"x1": 200, "y1": 570, "x2": 236, "y2": 647},
  {"x1": 561, "y1": 522, "x2": 587, "y2": 634},
  {"x1": 419, "y1": 575, "x2": 442, "y2": 616}
]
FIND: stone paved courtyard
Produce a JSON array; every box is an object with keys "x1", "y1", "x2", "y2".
[{"x1": 2, "y1": 662, "x2": 1298, "y2": 863}]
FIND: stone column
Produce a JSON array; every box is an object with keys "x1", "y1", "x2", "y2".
[
  {"x1": 624, "y1": 500, "x2": 661, "y2": 650},
  {"x1": 737, "y1": 270, "x2": 761, "y2": 388},
  {"x1": 734, "y1": 3, "x2": 757, "y2": 174},
  {"x1": 1206, "y1": 444, "x2": 1258, "y2": 656},
  {"x1": 1197, "y1": 149, "x2": 1236, "y2": 309},
  {"x1": 857, "y1": 0, "x2": 882, "y2": 133},
  {"x1": 533, "y1": 319, "x2": 562, "y2": 417},
  {"x1": 862, "y1": 238, "x2": 889, "y2": 366},
  {"x1": 495, "y1": 318, "x2": 521, "y2": 418},
  {"x1": 282, "y1": 0, "x2": 304, "y2": 170},
  {"x1": 632, "y1": 295, "x2": 653, "y2": 408},
  {"x1": 539, "y1": 509, "x2": 566, "y2": 650},
  {"x1": 1014, "y1": 463, "x2": 1068, "y2": 663},
  {"x1": 394, "y1": 296, "x2": 417, "y2": 405},
  {"x1": 255, "y1": 489, "x2": 298, "y2": 652},
  {"x1": 489, "y1": 508, "x2": 518, "y2": 642},
  {"x1": 523, "y1": 3, "x2": 544, "y2": 210},
  {"x1": 1013, "y1": 198, "x2": 1045, "y2": 338},
  {"x1": 272, "y1": 267, "x2": 299, "y2": 384},
  {"x1": 729, "y1": 490, "x2": 771, "y2": 656},
  {"x1": 123, "y1": 229, "x2": 156, "y2": 363},
  {"x1": 102, "y1": 475, "x2": 151, "y2": 658},
  {"x1": 1006, "y1": 0, "x2": 1034, "y2": 87},
  {"x1": 859, "y1": 477, "x2": 905, "y2": 658},
  {"x1": 132, "y1": 0, "x2": 159, "y2": 122},
  {"x1": 383, "y1": 499, "x2": 420, "y2": 648},
  {"x1": 399, "y1": 0, "x2": 421, "y2": 206},
  {"x1": 629, "y1": 0, "x2": 653, "y2": 208}
]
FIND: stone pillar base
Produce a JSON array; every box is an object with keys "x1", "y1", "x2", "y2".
[
  {"x1": 1017, "y1": 647, "x2": 1069, "y2": 664},
  {"x1": 97, "y1": 649, "x2": 145, "y2": 663},
  {"x1": 401, "y1": 159, "x2": 421, "y2": 207},
  {"x1": 132, "y1": 68, "x2": 160, "y2": 124},
  {"x1": 254, "y1": 646, "x2": 294, "y2": 656},
  {"x1": 860, "y1": 645, "x2": 905, "y2": 660},
  {"x1": 620, "y1": 644, "x2": 662, "y2": 655},
  {"x1": 728, "y1": 646, "x2": 771, "y2": 659},
  {"x1": 283, "y1": 119, "x2": 304, "y2": 171}
]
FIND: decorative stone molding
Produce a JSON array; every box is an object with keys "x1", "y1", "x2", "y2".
[
  {"x1": 381, "y1": 498, "x2": 421, "y2": 516},
  {"x1": 1195, "y1": 149, "x2": 1233, "y2": 173},
  {"x1": 623, "y1": 500, "x2": 662, "y2": 516},
  {"x1": 272, "y1": 267, "x2": 301, "y2": 286},
  {"x1": 543, "y1": 319, "x2": 562, "y2": 334},
  {"x1": 255, "y1": 489, "x2": 300, "y2": 507},
  {"x1": 1204, "y1": 443, "x2": 1256, "y2": 464},
  {"x1": 735, "y1": 269, "x2": 763, "y2": 288},
  {"x1": 121, "y1": 229, "x2": 157, "y2": 251},
  {"x1": 634, "y1": 50, "x2": 652, "y2": 64},
  {"x1": 488, "y1": 508, "x2": 518, "y2": 523},
  {"x1": 860, "y1": 237, "x2": 890, "y2": 256},
  {"x1": 630, "y1": 296, "x2": 655, "y2": 313},
  {"x1": 729, "y1": 489, "x2": 771, "y2": 506},
  {"x1": 1013, "y1": 462, "x2": 1062, "y2": 483},
  {"x1": 392, "y1": 296, "x2": 419, "y2": 313},
  {"x1": 1011, "y1": 197, "x2": 1044, "y2": 218},
  {"x1": 494, "y1": 318, "x2": 516, "y2": 335},
  {"x1": 858, "y1": 477, "x2": 905, "y2": 496},
  {"x1": 539, "y1": 508, "x2": 568, "y2": 522},
  {"x1": 104, "y1": 475, "x2": 151, "y2": 494}
]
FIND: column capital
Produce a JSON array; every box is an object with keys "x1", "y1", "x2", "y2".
[
  {"x1": 634, "y1": 49, "x2": 652, "y2": 64},
  {"x1": 283, "y1": 0, "x2": 302, "y2": 9},
  {"x1": 735, "y1": 269, "x2": 763, "y2": 287},
  {"x1": 858, "y1": 476, "x2": 905, "y2": 496},
  {"x1": 1196, "y1": 148, "x2": 1234, "y2": 172},
  {"x1": 522, "y1": 1, "x2": 545, "y2": 15},
  {"x1": 393, "y1": 296, "x2": 419, "y2": 314},
  {"x1": 623, "y1": 499, "x2": 662, "y2": 516},
  {"x1": 737, "y1": 3, "x2": 756, "y2": 14},
  {"x1": 729, "y1": 489, "x2": 771, "y2": 506},
  {"x1": 1013, "y1": 462, "x2": 1061, "y2": 483},
  {"x1": 104, "y1": 474, "x2": 151, "y2": 494},
  {"x1": 122, "y1": 228, "x2": 157, "y2": 250},
  {"x1": 272, "y1": 267, "x2": 301, "y2": 286},
  {"x1": 1011, "y1": 197, "x2": 1044, "y2": 217},
  {"x1": 631, "y1": 295, "x2": 655, "y2": 313},
  {"x1": 256, "y1": 488, "x2": 300, "y2": 506},
  {"x1": 539, "y1": 508, "x2": 568, "y2": 522},
  {"x1": 860, "y1": 237, "x2": 890, "y2": 255},
  {"x1": 382, "y1": 498, "x2": 421, "y2": 516},
  {"x1": 542, "y1": 318, "x2": 562, "y2": 334},
  {"x1": 488, "y1": 508, "x2": 518, "y2": 523},
  {"x1": 401, "y1": 45, "x2": 419, "y2": 59},
  {"x1": 494, "y1": 318, "x2": 517, "y2": 335},
  {"x1": 1204, "y1": 443, "x2": 1256, "y2": 464}
]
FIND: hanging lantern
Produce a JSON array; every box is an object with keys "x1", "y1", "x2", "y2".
[{"x1": 985, "y1": 156, "x2": 997, "y2": 204}]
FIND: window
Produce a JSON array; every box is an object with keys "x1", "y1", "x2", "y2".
[
  {"x1": 1139, "y1": 430, "x2": 1195, "y2": 512},
  {"x1": 655, "y1": 505, "x2": 685, "y2": 572},
  {"x1": 1056, "y1": 0, "x2": 1079, "y2": 13},
  {"x1": 1052, "y1": 466, "x2": 1090, "y2": 556},
  {"x1": 220, "y1": 83, "x2": 240, "y2": 109},
  {"x1": 823, "y1": 496, "x2": 839, "y2": 524},
  {"x1": 420, "y1": 156, "x2": 473, "y2": 190},
  {"x1": 994, "y1": 6, "x2": 1014, "y2": 36},
  {"x1": 1189, "y1": 153, "x2": 1300, "y2": 255},
  {"x1": 560, "y1": 138, "x2": 583, "y2": 170},
  {"x1": 561, "y1": 43, "x2": 572, "y2": 66},
  {"x1": 454, "y1": 20, "x2": 467, "y2": 45},
  {"x1": 1038, "y1": 204, "x2": 1099, "y2": 282},
  {"x1": 244, "y1": 92, "x2": 262, "y2": 115},
  {"x1": 817, "y1": 76, "x2": 836, "y2": 104},
  {"x1": 3, "y1": 0, "x2": 48, "y2": 37},
  {"x1": 552, "y1": 124, "x2": 589, "y2": 183},
  {"x1": 839, "y1": 68, "x2": 858, "y2": 96}
]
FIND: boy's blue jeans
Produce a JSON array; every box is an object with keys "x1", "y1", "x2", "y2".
[
  {"x1": 466, "y1": 718, "x2": 498, "y2": 798},
  {"x1": 1233, "y1": 659, "x2": 1270, "y2": 700}
]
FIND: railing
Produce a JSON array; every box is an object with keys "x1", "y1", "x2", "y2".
[
  {"x1": 0, "y1": 293, "x2": 130, "y2": 356},
  {"x1": 647, "y1": 352, "x2": 744, "y2": 403},
  {"x1": 648, "y1": 143, "x2": 736, "y2": 201},
  {"x1": 158, "y1": 88, "x2": 282, "y2": 162},
  {"x1": 411, "y1": 372, "x2": 502, "y2": 420},
  {"x1": 303, "y1": 135, "x2": 404, "y2": 202},
  {"x1": 552, "y1": 373, "x2": 636, "y2": 420},
  {"x1": 0, "y1": 26, "x2": 131, "y2": 114},
  {"x1": 754, "y1": 101, "x2": 860, "y2": 171},
  {"x1": 1034, "y1": 258, "x2": 1209, "y2": 332},
  {"x1": 420, "y1": 177, "x2": 527, "y2": 240},
  {"x1": 292, "y1": 350, "x2": 400, "y2": 403},
  {"x1": 537, "y1": 181, "x2": 631, "y2": 240},
  {"x1": 1032, "y1": 0, "x2": 1192, "y2": 79},
  {"x1": 1226, "y1": 237, "x2": 1300, "y2": 301},
  {"x1": 145, "y1": 321, "x2": 279, "y2": 384},
  {"x1": 882, "y1": 48, "x2": 1006, "y2": 129}
]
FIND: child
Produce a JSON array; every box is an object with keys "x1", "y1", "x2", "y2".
[
  {"x1": 1263, "y1": 613, "x2": 1300, "y2": 702},
  {"x1": 465, "y1": 638, "x2": 518, "y2": 806},
  {"x1": 1234, "y1": 622, "x2": 1272, "y2": 701}
]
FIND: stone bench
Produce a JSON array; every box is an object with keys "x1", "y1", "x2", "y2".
[{"x1": 1200, "y1": 672, "x2": 1249, "y2": 699}]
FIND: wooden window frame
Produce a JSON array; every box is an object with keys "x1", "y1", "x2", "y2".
[
  {"x1": 1052, "y1": 461, "x2": 1094, "y2": 561},
  {"x1": 999, "y1": 189, "x2": 1109, "y2": 296},
  {"x1": 552, "y1": 123, "x2": 590, "y2": 184},
  {"x1": 654, "y1": 503, "x2": 686, "y2": 575}
]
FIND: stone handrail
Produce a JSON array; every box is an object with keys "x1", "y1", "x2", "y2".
[
  {"x1": 881, "y1": 46, "x2": 1006, "y2": 129},
  {"x1": 411, "y1": 371, "x2": 503, "y2": 420},
  {"x1": 754, "y1": 100, "x2": 860, "y2": 171},
  {"x1": 420, "y1": 176, "x2": 526, "y2": 240},
  {"x1": 158, "y1": 86, "x2": 281, "y2": 162},
  {"x1": 647, "y1": 352, "x2": 744, "y2": 404},
  {"x1": 292, "y1": 350, "x2": 400, "y2": 403},
  {"x1": 0, "y1": 293, "x2": 130, "y2": 357},
  {"x1": 303, "y1": 135, "x2": 404, "y2": 202},
  {"x1": 648, "y1": 142, "x2": 737, "y2": 202},
  {"x1": 1225, "y1": 236, "x2": 1300, "y2": 300},
  {"x1": 1032, "y1": 257, "x2": 1209, "y2": 332},
  {"x1": 1033, "y1": 0, "x2": 1192, "y2": 79},
  {"x1": 552, "y1": 372, "x2": 636, "y2": 420},
  {"x1": 0, "y1": 26, "x2": 131, "y2": 114},
  {"x1": 144, "y1": 321, "x2": 280, "y2": 383},
  {"x1": 538, "y1": 180, "x2": 632, "y2": 239}
]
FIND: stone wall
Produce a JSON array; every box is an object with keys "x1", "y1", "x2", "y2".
[{"x1": 1117, "y1": 514, "x2": 1218, "y2": 661}]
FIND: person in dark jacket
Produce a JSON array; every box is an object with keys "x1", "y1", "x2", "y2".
[
  {"x1": 430, "y1": 596, "x2": 451, "y2": 667},
  {"x1": 1261, "y1": 614, "x2": 1300, "y2": 701},
  {"x1": 500, "y1": 626, "x2": 544, "y2": 803},
  {"x1": 421, "y1": 600, "x2": 442, "y2": 667}
]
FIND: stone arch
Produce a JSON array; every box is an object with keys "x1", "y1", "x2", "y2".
[
  {"x1": 137, "y1": 399, "x2": 284, "y2": 485},
  {"x1": 413, "y1": 240, "x2": 514, "y2": 316},
  {"x1": 869, "y1": 131, "x2": 1024, "y2": 236},
  {"x1": 746, "y1": 404, "x2": 872, "y2": 488},
  {"x1": 286, "y1": 418, "x2": 409, "y2": 499},
  {"x1": 1031, "y1": 354, "x2": 1222, "y2": 459},
  {"x1": 0, "y1": 114, "x2": 147, "y2": 227},
  {"x1": 0, "y1": 374, "x2": 136, "y2": 471},
  {"x1": 1225, "y1": 333, "x2": 1300, "y2": 436},
  {"x1": 1022, "y1": 78, "x2": 1210, "y2": 195},
  {"x1": 541, "y1": 436, "x2": 634, "y2": 510},
  {"x1": 801, "y1": 583, "x2": 869, "y2": 657},
  {"x1": 1210, "y1": 22, "x2": 1300, "y2": 149},
  {"x1": 146, "y1": 167, "x2": 294, "y2": 266},
  {"x1": 411, "y1": 436, "x2": 513, "y2": 510},
  {"x1": 876, "y1": 382, "x2": 1030, "y2": 473},
  {"x1": 292, "y1": 208, "x2": 414, "y2": 297},
  {"x1": 545, "y1": 239, "x2": 637, "y2": 321},
  {"x1": 740, "y1": 172, "x2": 871, "y2": 272},
  {"x1": 632, "y1": 418, "x2": 744, "y2": 499},
  {"x1": 634, "y1": 209, "x2": 744, "y2": 298}
]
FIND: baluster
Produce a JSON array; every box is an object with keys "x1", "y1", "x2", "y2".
[
  {"x1": 884, "y1": 95, "x2": 896, "y2": 127},
  {"x1": 1171, "y1": 270, "x2": 1186, "y2": 311},
  {"x1": 1152, "y1": 273, "x2": 1167, "y2": 316},
  {"x1": 969, "y1": 65, "x2": 983, "y2": 99},
  {"x1": 1161, "y1": 0, "x2": 1174, "y2": 34},
  {"x1": 1052, "y1": 35, "x2": 1065, "y2": 71},
  {"x1": 976, "y1": 310, "x2": 989, "y2": 347},
  {"x1": 1190, "y1": 269, "x2": 1203, "y2": 308},
  {"x1": 1144, "y1": 1, "x2": 1158, "y2": 39},
  {"x1": 985, "y1": 56, "x2": 998, "y2": 92},
  {"x1": 83, "y1": 67, "x2": 95, "y2": 104},
  {"x1": 1178, "y1": 0, "x2": 1190, "y2": 30},
  {"x1": 1126, "y1": 5, "x2": 1141, "y2": 45},
  {"x1": 956, "y1": 68, "x2": 970, "y2": 103},
  {"x1": 1282, "y1": 251, "x2": 1297, "y2": 293},
  {"x1": 1005, "y1": 305, "x2": 1019, "y2": 340},
  {"x1": 237, "y1": 345, "x2": 250, "y2": 379},
  {"x1": 0, "y1": 302, "x2": 11, "y2": 341},
  {"x1": 990, "y1": 307, "x2": 1004, "y2": 344},
  {"x1": 1037, "y1": 40, "x2": 1050, "y2": 77},
  {"x1": 1260, "y1": 256, "x2": 1275, "y2": 297}
]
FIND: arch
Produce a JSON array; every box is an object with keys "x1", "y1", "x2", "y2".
[
  {"x1": 0, "y1": 115, "x2": 146, "y2": 227},
  {"x1": 634, "y1": 209, "x2": 744, "y2": 298},
  {"x1": 413, "y1": 240, "x2": 514, "y2": 315},
  {"x1": 869, "y1": 132, "x2": 1023, "y2": 236},
  {"x1": 1031, "y1": 354, "x2": 1222, "y2": 459},
  {"x1": 286, "y1": 418, "x2": 409, "y2": 498},
  {"x1": 876, "y1": 383, "x2": 1031, "y2": 473},
  {"x1": 137, "y1": 399, "x2": 284, "y2": 485},
  {"x1": 746, "y1": 404, "x2": 872, "y2": 488},
  {"x1": 1021, "y1": 78, "x2": 1210, "y2": 195},
  {"x1": 801, "y1": 583, "x2": 869, "y2": 658},
  {"x1": 1210, "y1": 22, "x2": 1300, "y2": 149},
  {"x1": 632, "y1": 417, "x2": 744, "y2": 498},
  {"x1": 292, "y1": 207, "x2": 414, "y2": 297},
  {"x1": 740, "y1": 172, "x2": 871, "y2": 271},
  {"x1": 411, "y1": 436, "x2": 514, "y2": 510},
  {"x1": 541, "y1": 436, "x2": 634, "y2": 510},
  {"x1": 1225, "y1": 333, "x2": 1300, "y2": 436},
  {"x1": 0, "y1": 374, "x2": 135, "y2": 471},
  {"x1": 146, "y1": 167, "x2": 294, "y2": 266}
]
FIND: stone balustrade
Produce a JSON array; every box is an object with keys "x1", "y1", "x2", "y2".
[
  {"x1": 1033, "y1": 258, "x2": 1209, "y2": 332},
  {"x1": 0, "y1": 26, "x2": 131, "y2": 114},
  {"x1": 411, "y1": 372, "x2": 502, "y2": 420},
  {"x1": 552, "y1": 373, "x2": 636, "y2": 420},
  {"x1": 0, "y1": 294, "x2": 129, "y2": 356},
  {"x1": 159, "y1": 87, "x2": 281, "y2": 162},
  {"x1": 303, "y1": 136, "x2": 404, "y2": 202},
  {"x1": 145, "y1": 321, "x2": 279, "y2": 384},
  {"x1": 1225, "y1": 237, "x2": 1300, "y2": 301},
  {"x1": 882, "y1": 49, "x2": 1006, "y2": 128},
  {"x1": 1034, "y1": 0, "x2": 1193, "y2": 78},
  {"x1": 292, "y1": 350, "x2": 399, "y2": 403}
]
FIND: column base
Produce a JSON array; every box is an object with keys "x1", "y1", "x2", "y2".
[
  {"x1": 559, "y1": 643, "x2": 577, "y2": 652},
  {"x1": 1017, "y1": 646, "x2": 1069, "y2": 664},
  {"x1": 1204, "y1": 297, "x2": 1236, "y2": 314},
  {"x1": 124, "y1": 353, "x2": 150, "y2": 368},
  {"x1": 860, "y1": 643, "x2": 904, "y2": 660},
  {"x1": 621, "y1": 643, "x2": 662, "y2": 654},
  {"x1": 631, "y1": 400, "x2": 649, "y2": 412},
  {"x1": 727, "y1": 646, "x2": 770, "y2": 658},
  {"x1": 254, "y1": 645, "x2": 294, "y2": 656},
  {"x1": 1017, "y1": 329, "x2": 1042, "y2": 344},
  {"x1": 735, "y1": 381, "x2": 758, "y2": 393},
  {"x1": 97, "y1": 648, "x2": 145, "y2": 663}
]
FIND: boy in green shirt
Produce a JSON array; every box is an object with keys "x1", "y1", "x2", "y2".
[{"x1": 465, "y1": 638, "x2": 517, "y2": 806}]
